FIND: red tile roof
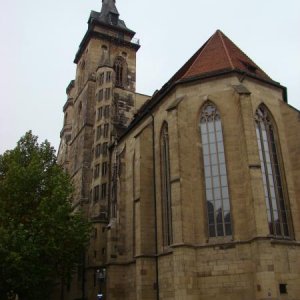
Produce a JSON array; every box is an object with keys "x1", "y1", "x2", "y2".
[
  {"x1": 123, "y1": 30, "x2": 286, "y2": 142},
  {"x1": 173, "y1": 30, "x2": 272, "y2": 82}
]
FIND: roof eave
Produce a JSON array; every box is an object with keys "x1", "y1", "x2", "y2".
[
  {"x1": 89, "y1": 18, "x2": 136, "y2": 37},
  {"x1": 118, "y1": 69, "x2": 287, "y2": 143}
]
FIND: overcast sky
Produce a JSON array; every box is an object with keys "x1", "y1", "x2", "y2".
[{"x1": 0, "y1": 0, "x2": 299, "y2": 154}]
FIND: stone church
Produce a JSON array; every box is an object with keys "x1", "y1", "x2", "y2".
[{"x1": 57, "y1": 0, "x2": 300, "y2": 299}]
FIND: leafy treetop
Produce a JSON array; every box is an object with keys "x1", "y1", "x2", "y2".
[{"x1": 0, "y1": 131, "x2": 91, "y2": 300}]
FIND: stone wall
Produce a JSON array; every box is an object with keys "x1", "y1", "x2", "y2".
[{"x1": 108, "y1": 73, "x2": 300, "y2": 299}]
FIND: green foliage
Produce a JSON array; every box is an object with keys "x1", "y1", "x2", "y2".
[{"x1": 0, "y1": 132, "x2": 91, "y2": 300}]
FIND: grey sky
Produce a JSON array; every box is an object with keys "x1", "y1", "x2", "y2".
[{"x1": 0, "y1": 0, "x2": 299, "y2": 154}]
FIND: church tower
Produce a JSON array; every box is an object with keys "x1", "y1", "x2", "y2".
[
  {"x1": 57, "y1": 1, "x2": 145, "y2": 299},
  {"x1": 58, "y1": 2, "x2": 300, "y2": 300}
]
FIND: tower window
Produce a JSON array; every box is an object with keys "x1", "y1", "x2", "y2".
[
  {"x1": 106, "y1": 71, "x2": 112, "y2": 83},
  {"x1": 109, "y1": 13, "x2": 119, "y2": 26},
  {"x1": 279, "y1": 284, "x2": 287, "y2": 294},
  {"x1": 102, "y1": 143, "x2": 108, "y2": 156},
  {"x1": 94, "y1": 185, "x2": 100, "y2": 202},
  {"x1": 104, "y1": 106, "x2": 110, "y2": 118},
  {"x1": 103, "y1": 123, "x2": 109, "y2": 138},
  {"x1": 102, "y1": 162, "x2": 108, "y2": 176},
  {"x1": 95, "y1": 144, "x2": 101, "y2": 158},
  {"x1": 99, "y1": 72, "x2": 104, "y2": 85},
  {"x1": 200, "y1": 102, "x2": 232, "y2": 238},
  {"x1": 101, "y1": 183, "x2": 107, "y2": 200},
  {"x1": 98, "y1": 89, "x2": 104, "y2": 101},
  {"x1": 160, "y1": 122, "x2": 173, "y2": 246},
  {"x1": 114, "y1": 57, "x2": 127, "y2": 88},
  {"x1": 94, "y1": 164, "x2": 100, "y2": 179},
  {"x1": 96, "y1": 125, "x2": 102, "y2": 140},
  {"x1": 105, "y1": 88, "x2": 111, "y2": 100},
  {"x1": 117, "y1": 32, "x2": 124, "y2": 40},
  {"x1": 97, "y1": 107, "x2": 103, "y2": 121},
  {"x1": 255, "y1": 105, "x2": 291, "y2": 237}
]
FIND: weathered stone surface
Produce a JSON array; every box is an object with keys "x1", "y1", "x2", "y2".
[{"x1": 56, "y1": 2, "x2": 300, "y2": 300}]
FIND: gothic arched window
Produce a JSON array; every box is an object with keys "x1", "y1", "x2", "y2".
[
  {"x1": 255, "y1": 105, "x2": 291, "y2": 237},
  {"x1": 160, "y1": 123, "x2": 173, "y2": 246},
  {"x1": 200, "y1": 102, "x2": 232, "y2": 237},
  {"x1": 114, "y1": 56, "x2": 127, "y2": 88}
]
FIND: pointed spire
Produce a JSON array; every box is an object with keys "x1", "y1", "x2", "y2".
[
  {"x1": 99, "y1": 0, "x2": 120, "y2": 26},
  {"x1": 85, "y1": 0, "x2": 137, "y2": 48},
  {"x1": 101, "y1": 0, "x2": 119, "y2": 16}
]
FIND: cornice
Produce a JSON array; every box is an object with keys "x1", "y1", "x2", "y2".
[{"x1": 74, "y1": 29, "x2": 140, "y2": 64}]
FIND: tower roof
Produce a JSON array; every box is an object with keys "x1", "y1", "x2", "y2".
[
  {"x1": 99, "y1": 0, "x2": 119, "y2": 22},
  {"x1": 124, "y1": 30, "x2": 286, "y2": 139},
  {"x1": 74, "y1": 0, "x2": 138, "y2": 64},
  {"x1": 88, "y1": 0, "x2": 133, "y2": 34},
  {"x1": 171, "y1": 30, "x2": 272, "y2": 83}
]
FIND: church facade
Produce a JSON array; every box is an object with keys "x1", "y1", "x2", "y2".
[{"x1": 57, "y1": 1, "x2": 300, "y2": 299}]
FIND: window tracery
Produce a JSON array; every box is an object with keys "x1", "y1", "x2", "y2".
[
  {"x1": 200, "y1": 102, "x2": 232, "y2": 237},
  {"x1": 255, "y1": 105, "x2": 291, "y2": 237},
  {"x1": 114, "y1": 57, "x2": 127, "y2": 88}
]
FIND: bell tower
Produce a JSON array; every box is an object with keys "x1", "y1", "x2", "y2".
[{"x1": 57, "y1": 1, "x2": 142, "y2": 299}]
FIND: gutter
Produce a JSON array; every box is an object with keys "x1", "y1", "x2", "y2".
[{"x1": 118, "y1": 69, "x2": 287, "y2": 144}]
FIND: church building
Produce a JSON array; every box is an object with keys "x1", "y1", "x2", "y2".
[{"x1": 57, "y1": 1, "x2": 300, "y2": 299}]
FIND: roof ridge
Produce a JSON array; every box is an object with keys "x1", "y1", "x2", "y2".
[
  {"x1": 181, "y1": 29, "x2": 273, "y2": 81},
  {"x1": 181, "y1": 31, "x2": 217, "y2": 78},
  {"x1": 218, "y1": 30, "x2": 234, "y2": 70},
  {"x1": 219, "y1": 31, "x2": 271, "y2": 78}
]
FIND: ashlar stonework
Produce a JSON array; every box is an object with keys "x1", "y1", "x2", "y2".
[{"x1": 56, "y1": 1, "x2": 300, "y2": 299}]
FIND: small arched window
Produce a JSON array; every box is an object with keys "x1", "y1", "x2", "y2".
[
  {"x1": 255, "y1": 105, "x2": 291, "y2": 237},
  {"x1": 200, "y1": 102, "x2": 232, "y2": 238},
  {"x1": 160, "y1": 123, "x2": 173, "y2": 246},
  {"x1": 114, "y1": 56, "x2": 127, "y2": 88}
]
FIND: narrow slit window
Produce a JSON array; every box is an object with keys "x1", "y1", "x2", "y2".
[
  {"x1": 101, "y1": 183, "x2": 107, "y2": 200},
  {"x1": 160, "y1": 123, "x2": 173, "y2": 246},
  {"x1": 93, "y1": 185, "x2": 100, "y2": 202}
]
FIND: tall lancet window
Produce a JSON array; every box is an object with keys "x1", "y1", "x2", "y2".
[
  {"x1": 200, "y1": 102, "x2": 232, "y2": 237},
  {"x1": 255, "y1": 105, "x2": 291, "y2": 237},
  {"x1": 161, "y1": 123, "x2": 173, "y2": 246},
  {"x1": 114, "y1": 56, "x2": 127, "y2": 88}
]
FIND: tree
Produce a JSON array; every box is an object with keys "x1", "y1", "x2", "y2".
[{"x1": 0, "y1": 132, "x2": 91, "y2": 300}]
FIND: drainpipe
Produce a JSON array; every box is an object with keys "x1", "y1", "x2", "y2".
[{"x1": 150, "y1": 112, "x2": 160, "y2": 300}]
